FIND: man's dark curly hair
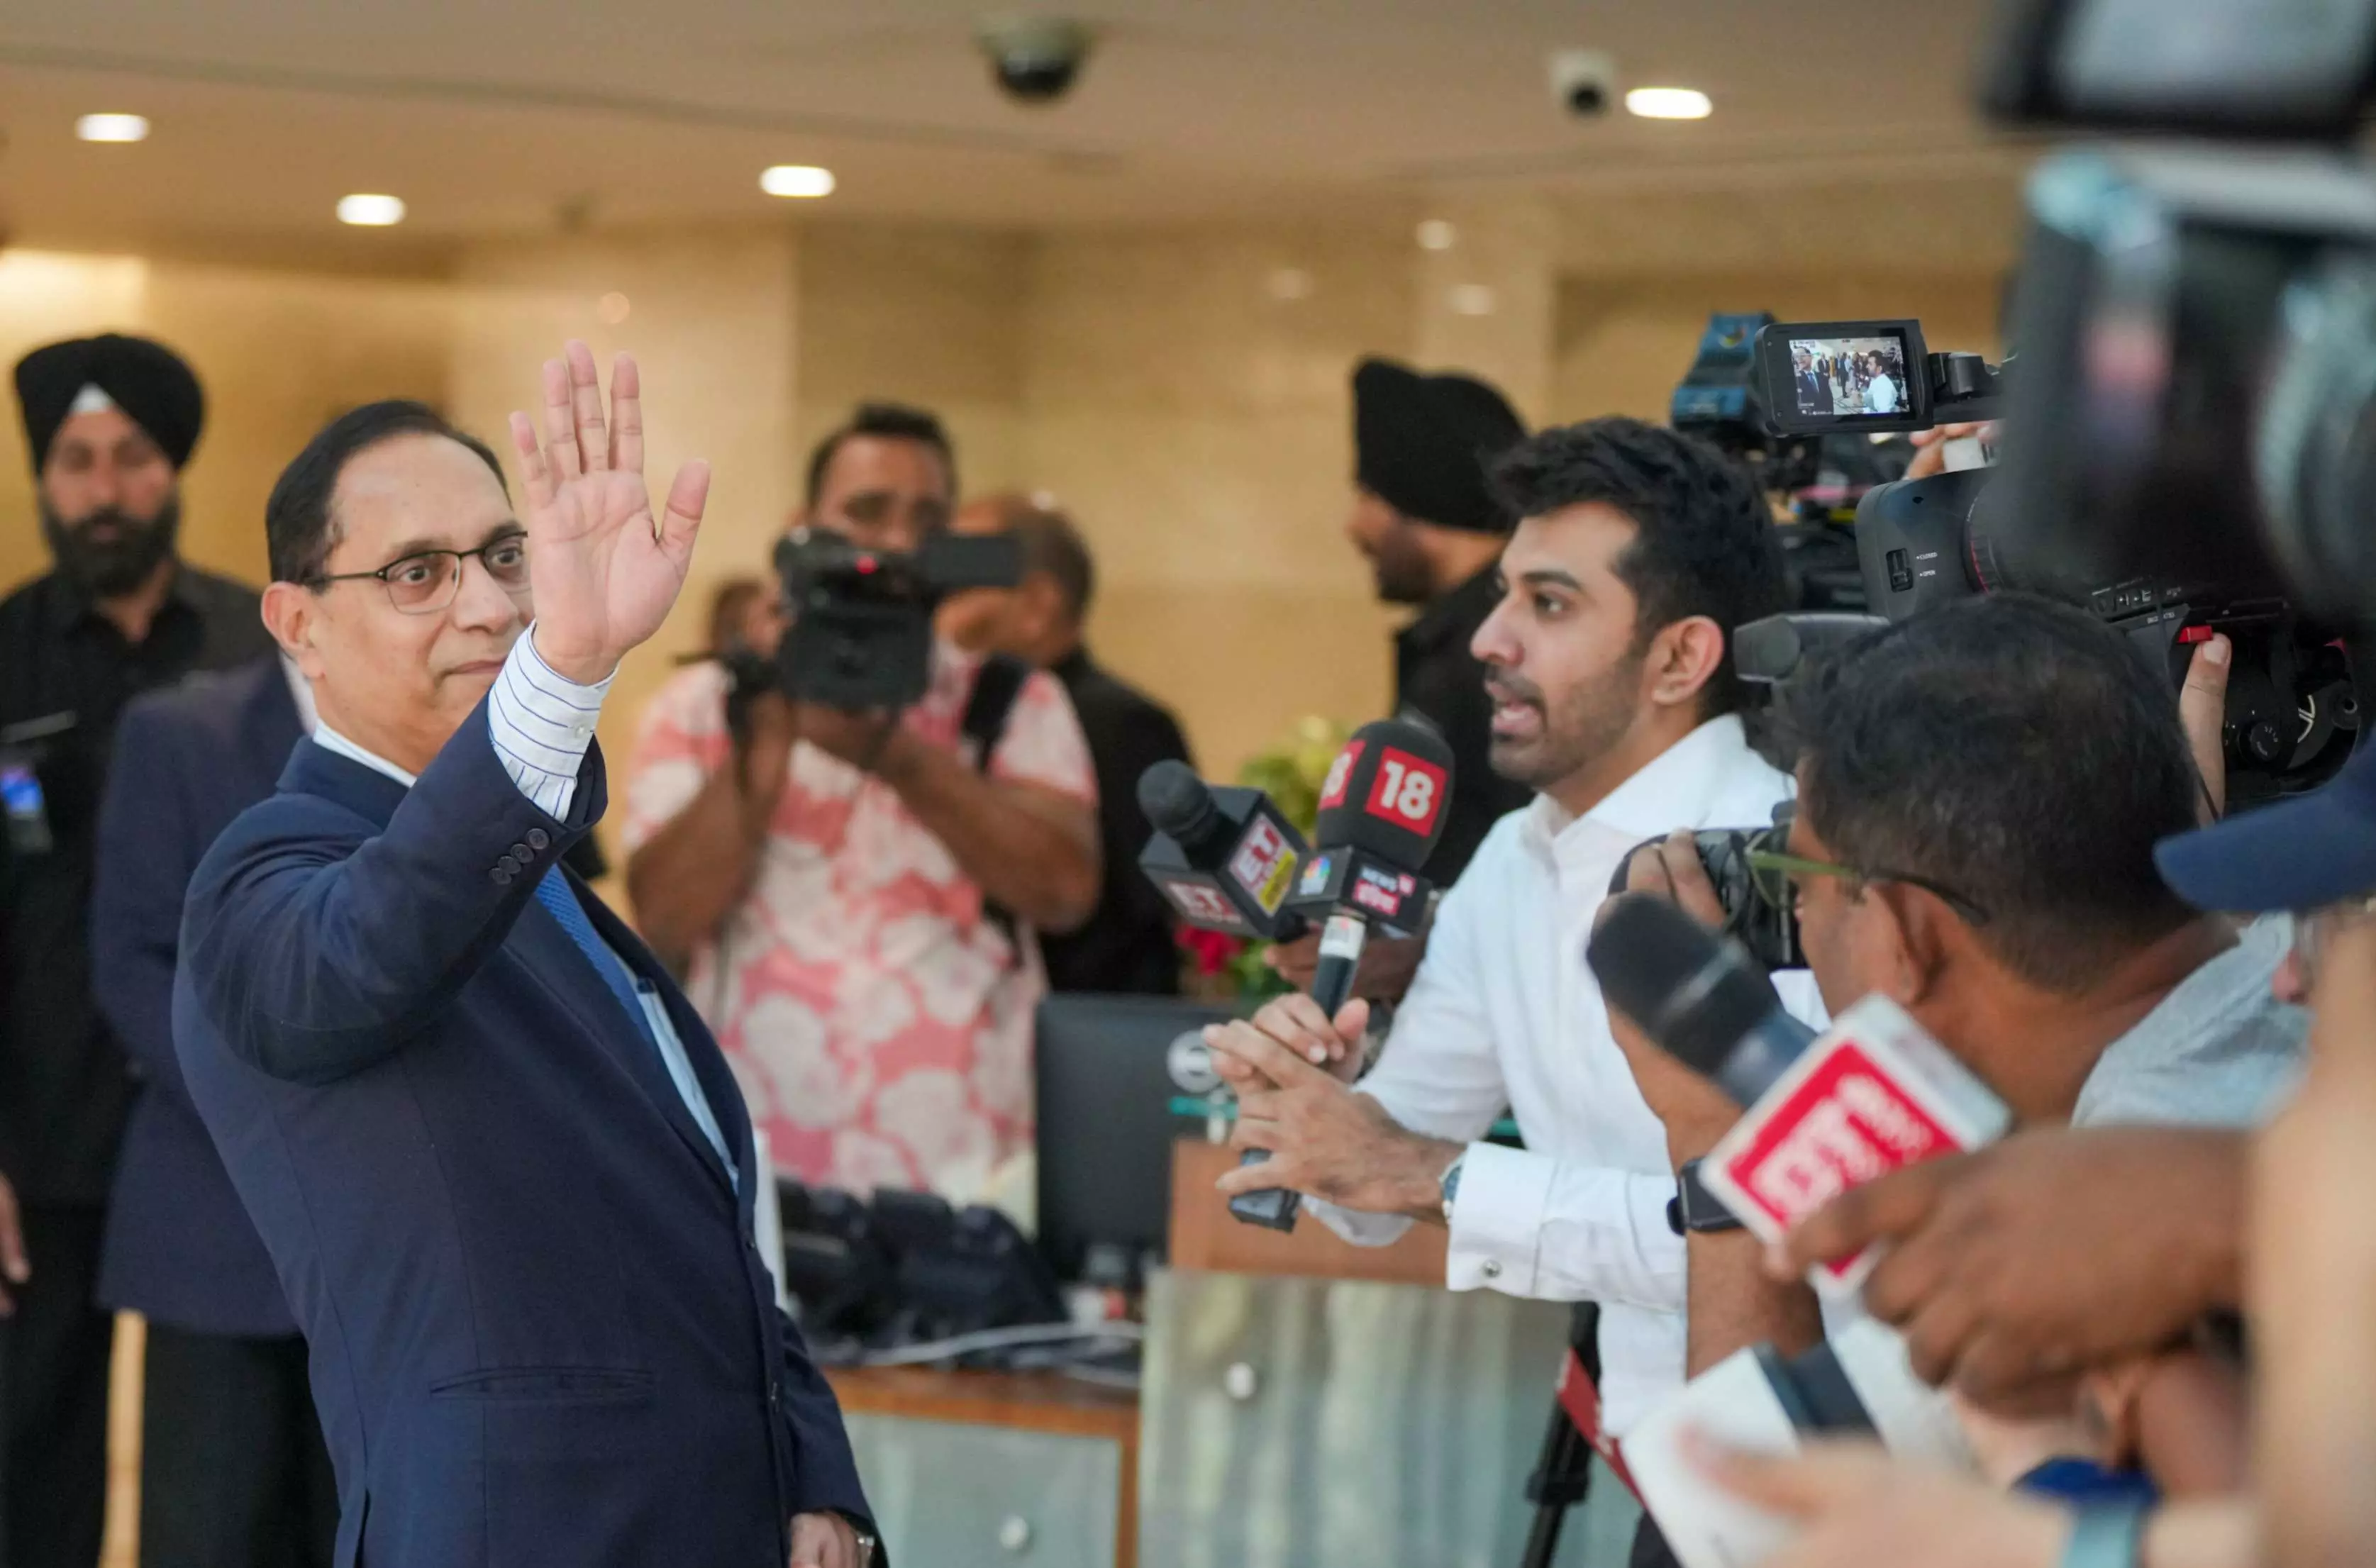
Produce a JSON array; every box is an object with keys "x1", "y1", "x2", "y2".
[{"x1": 1489, "y1": 416, "x2": 1787, "y2": 718}]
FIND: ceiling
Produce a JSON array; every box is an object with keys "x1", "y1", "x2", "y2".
[{"x1": 0, "y1": 0, "x2": 2023, "y2": 265}]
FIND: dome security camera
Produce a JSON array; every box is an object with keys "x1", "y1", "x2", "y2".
[
  {"x1": 975, "y1": 16, "x2": 1094, "y2": 105},
  {"x1": 1548, "y1": 50, "x2": 1618, "y2": 118}
]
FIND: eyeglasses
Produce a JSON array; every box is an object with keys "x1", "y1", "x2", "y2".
[
  {"x1": 2291, "y1": 893, "x2": 2376, "y2": 996},
  {"x1": 1745, "y1": 847, "x2": 1995, "y2": 927},
  {"x1": 309, "y1": 532, "x2": 531, "y2": 616}
]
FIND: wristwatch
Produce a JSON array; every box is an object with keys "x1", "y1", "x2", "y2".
[
  {"x1": 2061, "y1": 1500, "x2": 2148, "y2": 1568},
  {"x1": 1439, "y1": 1152, "x2": 1465, "y2": 1223},
  {"x1": 1667, "y1": 1158, "x2": 1745, "y2": 1235}
]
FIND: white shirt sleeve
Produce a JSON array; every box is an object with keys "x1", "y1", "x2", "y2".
[
  {"x1": 1444, "y1": 1145, "x2": 1684, "y2": 1307},
  {"x1": 486, "y1": 627, "x2": 614, "y2": 819}
]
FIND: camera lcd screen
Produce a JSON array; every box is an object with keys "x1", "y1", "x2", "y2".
[{"x1": 1784, "y1": 334, "x2": 1914, "y2": 421}]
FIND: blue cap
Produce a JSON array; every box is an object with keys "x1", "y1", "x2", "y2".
[{"x1": 2156, "y1": 738, "x2": 2376, "y2": 913}]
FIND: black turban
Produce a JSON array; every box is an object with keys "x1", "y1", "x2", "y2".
[
  {"x1": 13, "y1": 333, "x2": 206, "y2": 473},
  {"x1": 1352, "y1": 357, "x2": 1526, "y2": 534}
]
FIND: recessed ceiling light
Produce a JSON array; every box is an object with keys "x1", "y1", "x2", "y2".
[
  {"x1": 1625, "y1": 87, "x2": 1712, "y2": 121},
  {"x1": 336, "y1": 194, "x2": 406, "y2": 227},
  {"x1": 1266, "y1": 267, "x2": 1315, "y2": 302},
  {"x1": 77, "y1": 113, "x2": 149, "y2": 143},
  {"x1": 760, "y1": 165, "x2": 836, "y2": 199},
  {"x1": 596, "y1": 292, "x2": 631, "y2": 325},
  {"x1": 1416, "y1": 219, "x2": 1458, "y2": 252}
]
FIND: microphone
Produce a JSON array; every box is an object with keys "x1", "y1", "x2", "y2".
[
  {"x1": 1228, "y1": 716, "x2": 1457, "y2": 1231},
  {"x1": 1135, "y1": 762, "x2": 1311, "y2": 944},
  {"x1": 1589, "y1": 895, "x2": 1815, "y2": 1107},
  {"x1": 1586, "y1": 894, "x2": 2009, "y2": 1296}
]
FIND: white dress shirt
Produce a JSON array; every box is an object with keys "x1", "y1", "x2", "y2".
[
  {"x1": 1307, "y1": 714, "x2": 1825, "y2": 1437},
  {"x1": 310, "y1": 630, "x2": 735, "y2": 1180}
]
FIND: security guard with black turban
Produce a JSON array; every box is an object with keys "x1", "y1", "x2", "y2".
[{"x1": 0, "y1": 332, "x2": 272, "y2": 1568}]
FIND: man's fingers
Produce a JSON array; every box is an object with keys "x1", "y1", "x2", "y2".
[
  {"x1": 567, "y1": 340, "x2": 610, "y2": 473},
  {"x1": 1899, "y1": 1286, "x2": 1985, "y2": 1388},
  {"x1": 657, "y1": 461, "x2": 710, "y2": 571},
  {"x1": 609, "y1": 351, "x2": 644, "y2": 474},
  {"x1": 1779, "y1": 1158, "x2": 1953, "y2": 1274},
  {"x1": 540, "y1": 358, "x2": 582, "y2": 484},
  {"x1": 1658, "y1": 832, "x2": 1728, "y2": 928},
  {"x1": 1216, "y1": 1147, "x2": 1298, "y2": 1195},
  {"x1": 507, "y1": 411, "x2": 555, "y2": 513},
  {"x1": 1241, "y1": 997, "x2": 1348, "y2": 1069},
  {"x1": 0, "y1": 1179, "x2": 24, "y2": 1294},
  {"x1": 1233, "y1": 1089, "x2": 1281, "y2": 1122},
  {"x1": 1622, "y1": 843, "x2": 1675, "y2": 898},
  {"x1": 2180, "y1": 634, "x2": 2232, "y2": 822},
  {"x1": 1329, "y1": 999, "x2": 1371, "y2": 1057},
  {"x1": 1205, "y1": 1019, "x2": 1322, "y2": 1089}
]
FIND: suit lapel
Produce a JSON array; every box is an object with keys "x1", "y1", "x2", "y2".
[{"x1": 511, "y1": 876, "x2": 740, "y2": 1204}]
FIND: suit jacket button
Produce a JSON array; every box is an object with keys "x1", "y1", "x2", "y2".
[
  {"x1": 497, "y1": 853, "x2": 521, "y2": 876},
  {"x1": 510, "y1": 841, "x2": 533, "y2": 862},
  {"x1": 526, "y1": 828, "x2": 551, "y2": 851},
  {"x1": 491, "y1": 864, "x2": 514, "y2": 886}
]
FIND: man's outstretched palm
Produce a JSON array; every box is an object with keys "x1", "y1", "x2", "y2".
[{"x1": 510, "y1": 341, "x2": 709, "y2": 685}]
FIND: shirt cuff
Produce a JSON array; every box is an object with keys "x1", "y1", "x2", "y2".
[
  {"x1": 487, "y1": 625, "x2": 613, "y2": 819},
  {"x1": 1301, "y1": 1196, "x2": 1417, "y2": 1250},
  {"x1": 1445, "y1": 1140, "x2": 1552, "y2": 1294}
]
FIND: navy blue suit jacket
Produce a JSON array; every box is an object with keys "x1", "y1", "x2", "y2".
[
  {"x1": 174, "y1": 703, "x2": 871, "y2": 1568},
  {"x1": 94, "y1": 655, "x2": 306, "y2": 1334}
]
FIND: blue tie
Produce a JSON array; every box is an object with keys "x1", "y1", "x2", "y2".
[{"x1": 533, "y1": 868, "x2": 657, "y2": 1047}]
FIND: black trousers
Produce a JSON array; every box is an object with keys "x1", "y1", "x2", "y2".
[
  {"x1": 0, "y1": 1205, "x2": 113, "y2": 1568},
  {"x1": 140, "y1": 1324, "x2": 335, "y2": 1568}
]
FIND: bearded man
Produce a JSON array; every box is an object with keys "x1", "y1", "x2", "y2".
[{"x1": 0, "y1": 332, "x2": 272, "y2": 1568}]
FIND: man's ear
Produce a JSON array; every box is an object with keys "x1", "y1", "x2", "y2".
[
  {"x1": 260, "y1": 582, "x2": 322, "y2": 677},
  {"x1": 1644, "y1": 616, "x2": 1728, "y2": 712},
  {"x1": 1868, "y1": 881, "x2": 1955, "y2": 1007}
]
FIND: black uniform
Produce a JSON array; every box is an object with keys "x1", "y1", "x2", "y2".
[
  {"x1": 1395, "y1": 567, "x2": 1531, "y2": 886},
  {"x1": 1040, "y1": 649, "x2": 1195, "y2": 996},
  {"x1": 0, "y1": 565, "x2": 272, "y2": 1568}
]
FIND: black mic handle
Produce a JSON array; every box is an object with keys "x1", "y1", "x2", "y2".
[{"x1": 1228, "y1": 913, "x2": 1372, "y2": 1233}]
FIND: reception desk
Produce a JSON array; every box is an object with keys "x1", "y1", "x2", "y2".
[{"x1": 826, "y1": 1140, "x2": 1639, "y2": 1568}]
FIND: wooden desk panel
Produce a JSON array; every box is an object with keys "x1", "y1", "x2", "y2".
[
  {"x1": 828, "y1": 1367, "x2": 1140, "y2": 1568},
  {"x1": 1165, "y1": 1138, "x2": 1450, "y2": 1286}
]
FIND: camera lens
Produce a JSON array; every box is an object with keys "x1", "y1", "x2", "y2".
[{"x1": 2257, "y1": 257, "x2": 2376, "y2": 621}]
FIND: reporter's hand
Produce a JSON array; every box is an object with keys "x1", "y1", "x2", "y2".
[
  {"x1": 510, "y1": 343, "x2": 709, "y2": 685},
  {"x1": 787, "y1": 1511, "x2": 862, "y2": 1568},
  {"x1": 1265, "y1": 927, "x2": 1428, "y2": 1005},
  {"x1": 2180, "y1": 633, "x2": 2231, "y2": 823},
  {"x1": 1602, "y1": 839, "x2": 1742, "y2": 1162},
  {"x1": 1616, "y1": 830, "x2": 1729, "y2": 930},
  {"x1": 1205, "y1": 1001, "x2": 1457, "y2": 1216},
  {"x1": 1770, "y1": 1127, "x2": 2246, "y2": 1413},
  {"x1": 1902, "y1": 421, "x2": 1998, "y2": 482},
  {"x1": 0, "y1": 1174, "x2": 26, "y2": 1316},
  {"x1": 1697, "y1": 1437, "x2": 2067, "y2": 1568},
  {"x1": 1210, "y1": 992, "x2": 1368, "y2": 1086}
]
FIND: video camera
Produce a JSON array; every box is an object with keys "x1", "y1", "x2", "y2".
[{"x1": 735, "y1": 526, "x2": 1022, "y2": 715}]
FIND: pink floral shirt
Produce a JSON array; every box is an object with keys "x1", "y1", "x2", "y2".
[{"x1": 621, "y1": 648, "x2": 1096, "y2": 1198}]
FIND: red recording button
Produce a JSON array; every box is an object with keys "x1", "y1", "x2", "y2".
[{"x1": 2177, "y1": 625, "x2": 2212, "y2": 645}]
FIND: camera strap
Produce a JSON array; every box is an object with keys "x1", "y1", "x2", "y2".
[{"x1": 960, "y1": 653, "x2": 1033, "y2": 947}]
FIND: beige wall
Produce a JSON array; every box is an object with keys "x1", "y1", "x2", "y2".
[{"x1": 2, "y1": 179, "x2": 2020, "y2": 794}]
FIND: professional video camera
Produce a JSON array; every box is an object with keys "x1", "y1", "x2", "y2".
[
  {"x1": 746, "y1": 526, "x2": 1022, "y2": 713},
  {"x1": 1745, "y1": 299, "x2": 2358, "y2": 806},
  {"x1": 1609, "y1": 807, "x2": 1803, "y2": 972}
]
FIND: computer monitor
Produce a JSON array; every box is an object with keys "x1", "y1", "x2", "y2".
[{"x1": 1033, "y1": 993, "x2": 1235, "y2": 1284}]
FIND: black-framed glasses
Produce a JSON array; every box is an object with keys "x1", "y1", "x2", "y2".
[
  {"x1": 1745, "y1": 846, "x2": 1995, "y2": 927},
  {"x1": 309, "y1": 531, "x2": 531, "y2": 616}
]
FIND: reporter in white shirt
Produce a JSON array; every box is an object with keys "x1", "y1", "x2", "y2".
[{"x1": 1205, "y1": 416, "x2": 1822, "y2": 1445}]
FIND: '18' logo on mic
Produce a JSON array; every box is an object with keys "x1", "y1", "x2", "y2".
[{"x1": 1365, "y1": 747, "x2": 1447, "y2": 838}]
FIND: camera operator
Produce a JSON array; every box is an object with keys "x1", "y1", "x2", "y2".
[
  {"x1": 1658, "y1": 596, "x2": 2302, "y2": 1419},
  {"x1": 939, "y1": 493, "x2": 1194, "y2": 996},
  {"x1": 623, "y1": 404, "x2": 1098, "y2": 1196},
  {"x1": 1203, "y1": 419, "x2": 1812, "y2": 1513}
]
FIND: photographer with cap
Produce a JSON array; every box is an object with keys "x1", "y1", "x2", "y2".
[
  {"x1": 623, "y1": 404, "x2": 1098, "y2": 1199},
  {"x1": 0, "y1": 333, "x2": 273, "y2": 1568}
]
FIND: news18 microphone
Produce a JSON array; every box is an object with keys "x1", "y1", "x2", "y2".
[{"x1": 1220, "y1": 716, "x2": 1457, "y2": 1230}]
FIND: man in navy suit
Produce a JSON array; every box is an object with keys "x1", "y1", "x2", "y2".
[
  {"x1": 174, "y1": 346, "x2": 875, "y2": 1568},
  {"x1": 94, "y1": 652, "x2": 335, "y2": 1566}
]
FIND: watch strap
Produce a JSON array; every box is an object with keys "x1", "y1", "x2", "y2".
[
  {"x1": 1672, "y1": 1158, "x2": 1745, "y2": 1234},
  {"x1": 2061, "y1": 1500, "x2": 2149, "y2": 1568}
]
